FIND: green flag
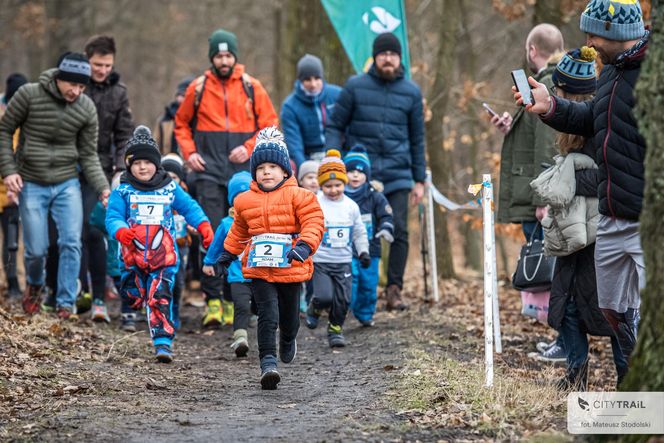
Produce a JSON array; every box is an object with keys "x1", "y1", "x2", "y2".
[{"x1": 321, "y1": 0, "x2": 411, "y2": 78}]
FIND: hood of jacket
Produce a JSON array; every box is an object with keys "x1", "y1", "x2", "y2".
[
  {"x1": 293, "y1": 80, "x2": 332, "y2": 105},
  {"x1": 39, "y1": 68, "x2": 67, "y2": 103}
]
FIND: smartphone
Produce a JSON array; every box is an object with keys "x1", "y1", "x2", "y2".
[
  {"x1": 482, "y1": 102, "x2": 498, "y2": 118},
  {"x1": 511, "y1": 69, "x2": 533, "y2": 106}
]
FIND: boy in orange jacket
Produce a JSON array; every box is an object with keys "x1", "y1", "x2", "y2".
[{"x1": 217, "y1": 127, "x2": 324, "y2": 390}]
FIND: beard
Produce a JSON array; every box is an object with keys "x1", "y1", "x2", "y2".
[
  {"x1": 215, "y1": 64, "x2": 234, "y2": 78},
  {"x1": 376, "y1": 64, "x2": 399, "y2": 81}
]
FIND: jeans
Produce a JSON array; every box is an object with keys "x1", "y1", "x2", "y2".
[
  {"x1": 19, "y1": 179, "x2": 83, "y2": 309},
  {"x1": 196, "y1": 180, "x2": 228, "y2": 300},
  {"x1": 251, "y1": 279, "x2": 300, "y2": 360},
  {"x1": 385, "y1": 189, "x2": 409, "y2": 288}
]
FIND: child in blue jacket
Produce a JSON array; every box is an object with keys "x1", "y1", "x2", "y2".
[
  {"x1": 343, "y1": 146, "x2": 394, "y2": 326},
  {"x1": 202, "y1": 171, "x2": 254, "y2": 358},
  {"x1": 106, "y1": 126, "x2": 214, "y2": 363}
]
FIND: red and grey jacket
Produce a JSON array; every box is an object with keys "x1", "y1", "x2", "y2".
[
  {"x1": 174, "y1": 64, "x2": 279, "y2": 185},
  {"x1": 541, "y1": 38, "x2": 648, "y2": 221}
]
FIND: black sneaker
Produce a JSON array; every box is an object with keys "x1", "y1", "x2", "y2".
[
  {"x1": 260, "y1": 355, "x2": 280, "y2": 390},
  {"x1": 327, "y1": 324, "x2": 346, "y2": 348},
  {"x1": 305, "y1": 303, "x2": 320, "y2": 329},
  {"x1": 279, "y1": 337, "x2": 297, "y2": 364}
]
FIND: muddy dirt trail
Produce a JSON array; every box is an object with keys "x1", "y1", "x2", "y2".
[{"x1": 12, "y1": 303, "x2": 438, "y2": 443}]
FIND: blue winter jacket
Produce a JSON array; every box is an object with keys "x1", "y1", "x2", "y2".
[
  {"x1": 281, "y1": 81, "x2": 341, "y2": 167},
  {"x1": 106, "y1": 180, "x2": 208, "y2": 268},
  {"x1": 326, "y1": 65, "x2": 426, "y2": 195},
  {"x1": 204, "y1": 214, "x2": 248, "y2": 283},
  {"x1": 345, "y1": 183, "x2": 394, "y2": 257}
]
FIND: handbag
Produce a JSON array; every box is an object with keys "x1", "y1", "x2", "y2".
[
  {"x1": 512, "y1": 223, "x2": 556, "y2": 292},
  {"x1": 520, "y1": 290, "x2": 550, "y2": 323}
]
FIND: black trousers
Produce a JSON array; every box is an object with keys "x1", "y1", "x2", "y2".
[
  {"x1": 251, "y1": 279, "x2": 300, "y2": 359},
  {"x1": 196, "y1": 180, "x2": 228, "y2": 301},
  {"x1": 311, "y1": 262, "x2": 352, "y2": 328},
  {"x1": 0, "y1": 205, "x2": 19, "y2": 283},
  {"x1": 230, "y1": 282, "x2": 253, "y2": 331},
  {"x1": 385, "y1": 189, "x2": 410, "y2": 288}
]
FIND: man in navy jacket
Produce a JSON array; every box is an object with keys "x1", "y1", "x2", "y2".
[{"x1": 326, "y1": 32, "x2": 426, "y2": 311}]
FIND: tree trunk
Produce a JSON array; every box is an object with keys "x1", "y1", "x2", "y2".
[
  {"x1": 621, "y1": 0, "x2": 664, "y2": 395},
  {"x1": 424, "y1": 0, "x2": 460, "y2": 279},
  {"x1": 533, "y1": 0, "x2": 563, "y2": 27}
]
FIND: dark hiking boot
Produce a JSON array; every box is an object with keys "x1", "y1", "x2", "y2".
[
  {"x1": 22, "y1": 284, "x2": 43, "y2": 315},
  {"x1": 260, "y1": 355, "x2": 280, "y2": 390},
  {"x1": 327, "y1": 324, "x2": 346, "y2": 348},
  {"x1": 279, "y1": 337, "x2": 297, "y2": 364},
  {"x1": 385, "y1": 284, "x2": 407, "y2": 312},
  {"x1": 7, "y1": 277, "x2": 21, "y2": 299}
]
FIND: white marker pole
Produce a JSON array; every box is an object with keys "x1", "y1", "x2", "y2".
[
  {"x1": 482, "y1": 174, "x2": 495, "y2": 387},
  {"x1": 486, "y1": 175, "x2": 502, "y2": 354},
  {"x1": 426, "y1": 170, "x2": 440, "y2": 303}
]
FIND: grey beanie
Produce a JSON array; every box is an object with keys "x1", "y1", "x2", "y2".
[
  {"x1": 296, "y1": 54, "x2": 324, "y2": 81},
  {"x1": 297, "y1": 160, "x2": 320, "y2": 182},
  {"x1": 580, "y1": 0, "x2": 645, "y2": 41}
]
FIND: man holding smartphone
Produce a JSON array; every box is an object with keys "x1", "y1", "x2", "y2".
[
  {"x1": 490, "y1": 23, "x2": 565, "y2": 362},
  {"x1": 515, "y1": 0, "x2": 648, "y2": 386}
]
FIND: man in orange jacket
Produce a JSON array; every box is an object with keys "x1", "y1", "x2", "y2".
[{"x1": 175, "y1": 28, "x2": 279, "y2": 327}]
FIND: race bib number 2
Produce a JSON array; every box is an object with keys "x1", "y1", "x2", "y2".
[
  {"x1": 247, "y1": 233, "x2": 292, "y2": 268},
  {"x1": 130, "y1": 194, "x2": 170, "y2": 225}
]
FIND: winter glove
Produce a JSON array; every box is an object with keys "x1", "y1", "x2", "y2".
[
  {"x1": 218, "y1": 250, "x2": 237, "y2": 268},
  {"x1": 359, "y1": 252, "x2": 371, "y2": 268},
  {"x1": 115, "y1": 227, "x2": 136, "y2": 247},
  {"x1": 197, "y1": 221, "x2": 214, "y2": 249},
  {"x1": 375, "y1": 229, "x2": 394, "y2": 244},
  {"x1": 286, "y1": 241, "x2": 312, "y2": 263}
]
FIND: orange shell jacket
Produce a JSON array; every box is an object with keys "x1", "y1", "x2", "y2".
[
  {"x1": 224, "y1": 176, "x2": 324, "y2": 283},
  {"x1": 174, "y1": 64, "x2": 279, "y2": 184}
]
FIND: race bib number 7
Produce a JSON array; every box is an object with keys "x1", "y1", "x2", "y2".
[
  {"x1": 247, "y1": 233, "x2": 293, "y2": 268},
  {"x1": 130, "y1": 194, "x2": 170, "y2": 225}
]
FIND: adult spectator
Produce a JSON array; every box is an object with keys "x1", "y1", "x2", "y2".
[
  {"x1": 517, "y1": 0, "x2": 648, "y2": 385},
  {"x1": 175, "y1": 28, "x2": 279, "y2": 327},
  {"x1": 490, "y1": 23, "x2": 566, "y2": 363},
  {"x1": 281, "y1": 54, "x2": 341, "y2": 167},
  {"x1": 0, "y1": 73, "x2": 28, "y2": 299},
  {"x1": 155, "y1": 76, "x2": 193, "y2": 155},
  {"x1": 79, "y1": 35, "x2": 134, "y2": 321},
  {"x1": 326, "y1": 32, "x2": 425, "y2": 311},
  {"x1": 0, "y1": 52, "x2": 110, "y2": 319}
]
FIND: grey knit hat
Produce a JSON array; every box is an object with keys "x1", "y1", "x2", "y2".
[
  {"x1": 296, "y1": 54, "x2": 324, "y2": 81},
  {"x1": 580, "y1": 0, "x2": 645, "y2": 41},
  {"x1": 297, "y1": 160, "x2": 320, "y2": 182}
]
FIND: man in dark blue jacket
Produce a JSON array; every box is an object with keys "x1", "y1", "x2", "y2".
[
  {"x1": 281, "y1": 54, "x2": 341, "y2": 168},
  {"x1": 517, "y1": 0, "x2": 647, "y2": 386},
  {"x1": 326, "y1": 33, "x2": 425, "y2": 311}
]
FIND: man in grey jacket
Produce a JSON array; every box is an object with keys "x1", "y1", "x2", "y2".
[{"x1": 0, "y1": 52, "x2": 110, "y2": 319}]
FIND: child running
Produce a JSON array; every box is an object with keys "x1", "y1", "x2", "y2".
[
  {"x1": 306, "y1": 149, "x2": 370, "y2": 347},
  {"x1": 219, "y1": 127, "x2": 324, "y2": 390},
  {"x1": 297, "y1": 160, "x2": 320, "y2": 312},
  {"x1": 106, "y1": 126, "x2": 214, "y2": 363},
  {"x1": 202, "y1": 170, "x2": 254, "y2": 358},
  {"x1": 343, "y1": 145, "x2": 394, "y2": 327}
]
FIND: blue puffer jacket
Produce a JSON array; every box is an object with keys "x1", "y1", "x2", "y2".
[
  {"x1": 281, "y1": 81, "x2": 341, "y2": 167},
  {"x1": 326, "y1": 65, "x2": 426, "y2": 195},
  {"x1": 345, "y1": 183, "x2": 393, "y2": 257}
]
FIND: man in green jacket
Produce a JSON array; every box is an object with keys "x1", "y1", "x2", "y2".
[
  {"x1": 0, "y1": 52, "x2": 110, "y2": 319},
  {"x1": 490, "y1": 24, "x2": 565, "y2": 361}
]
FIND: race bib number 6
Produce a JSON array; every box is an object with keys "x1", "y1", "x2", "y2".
[
  {"x1": 130, "y1": 194, "x2": 170, "y2": 225},
  {"x1": 247, "y1": 233, "x2": 293, "y2": 268},
  {"x1": 324, "y1": 226, "x2": 352, "y2": 248}
]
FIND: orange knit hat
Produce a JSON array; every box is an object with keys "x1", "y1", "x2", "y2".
[{"x1": 318, "y1": 149, "x2": 348, "y2": 185}]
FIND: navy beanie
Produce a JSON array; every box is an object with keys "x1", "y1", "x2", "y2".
[
  {"x1": 125, "y1": 125, "x2": 161, "y2": 168},
  {"x1": 55, "y1": 52, "x2": 91, "y2": 85},
  {"x1": 580, "y1": 0, "x2": 645, "y2": 41},
  {"x1": 5, "y1": 73, "x2": 28, "y2": 103},
  {"x1": 249, "y1": 127, "x2": 292, "y2": 180},
  {"x1": 552, "y1": 46, "x2": 598, "y2": 95},
  {"x1": 343, "y1": 145, "x2": 372, "y2": 180}
]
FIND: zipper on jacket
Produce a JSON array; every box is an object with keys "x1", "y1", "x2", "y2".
[
  {"x1": 602, "y1": 73, "x2": 622, "y2": 218},
  {"x1": 221, "y1": 81, "x2": 230, "y2": 131}
]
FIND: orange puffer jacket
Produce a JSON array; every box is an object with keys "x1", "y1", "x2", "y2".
[{"x1": 224, "y1": 176, "x2": 324, "y2": 283}]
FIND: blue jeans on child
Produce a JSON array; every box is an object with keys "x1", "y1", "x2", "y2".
[
  {"x1": 19, "y1": 179, "x2": 83, "y2": 309},
  {"x1": 351, "y1": 256, "x2": 381, "y2": 322}
]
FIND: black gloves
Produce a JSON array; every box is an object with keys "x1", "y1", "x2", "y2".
[
  {"x1": 359, "y1": 252, "x2": 371, "y2": 268},
  {"x1": 218, "y1": 250, "x2": 237, "y2": 268},
  {"x1": 286, "y1": 241, "x2": 312, "y2": 263}
]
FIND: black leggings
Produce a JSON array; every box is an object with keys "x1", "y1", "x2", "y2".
[
  {"x1": 251, "y1": 279, "x2": 300, "y2": 359},
  {"x1": 0, "y1": 205, "x2": 19, "y2": 283}
]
